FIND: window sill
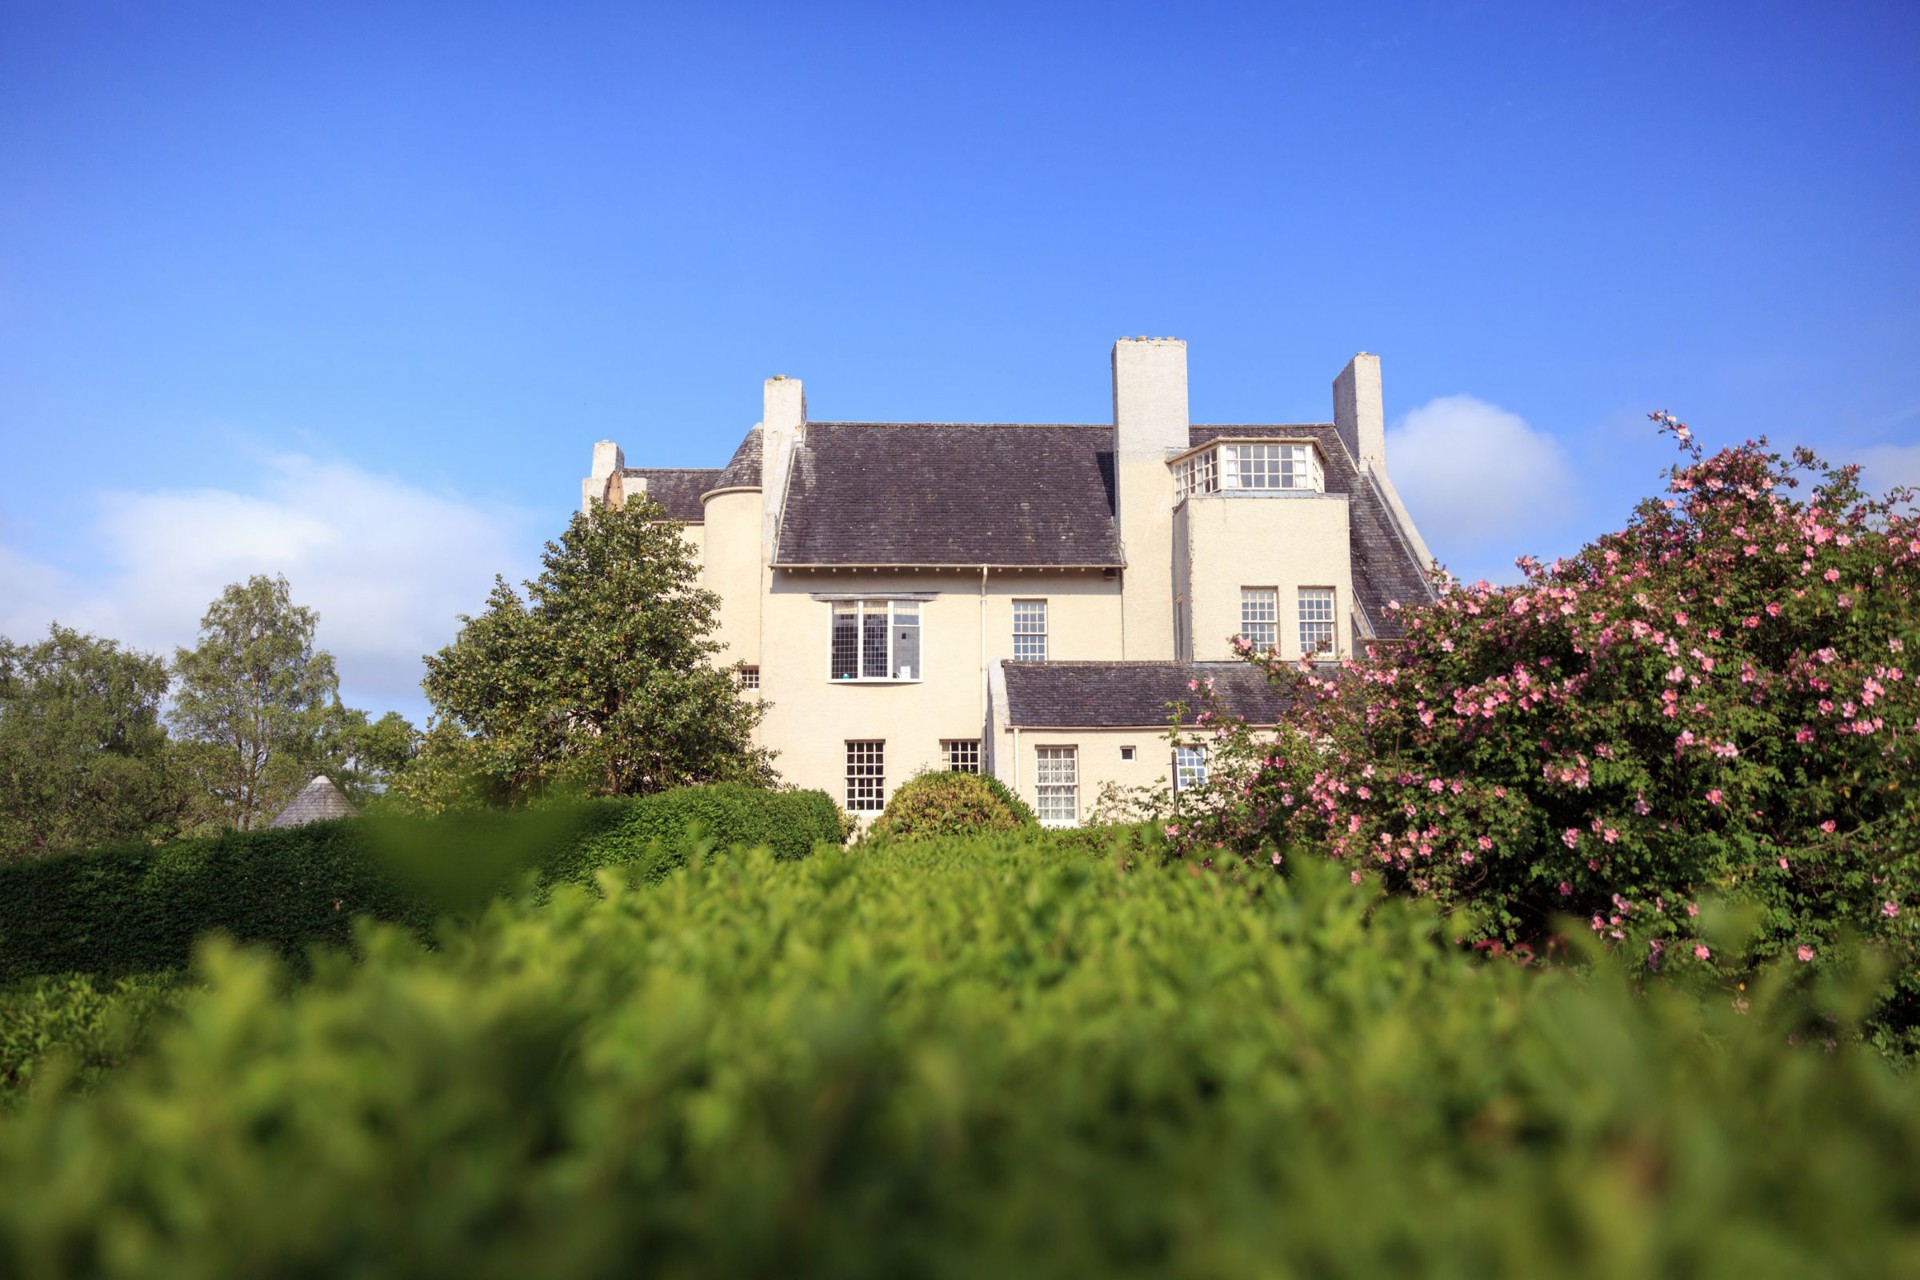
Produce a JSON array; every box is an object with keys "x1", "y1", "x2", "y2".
[{"x1": 829, "y1": 676, "x2": 923, "y2": 684}]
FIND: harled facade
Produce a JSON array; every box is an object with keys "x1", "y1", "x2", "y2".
[{"x1": 583, "y1": 339, "x2": 1436, "y2": 824}]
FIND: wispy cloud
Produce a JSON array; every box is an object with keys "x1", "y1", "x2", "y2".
[
  {"x1": 0, "y1": 456, "x2": 542, "y2": 720},
  {"x1": 1854, "y1": 442, "x2": 1920, "y2": 495},
  {"x1": 1385, "y1": 394, "x2": 1580, "y2": 581}
]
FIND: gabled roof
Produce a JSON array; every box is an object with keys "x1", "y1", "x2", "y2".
[
  {"x1": 774, "y1": 424, "x2": 1122, "y2": 567},
  {"x1": 1187, "y1": 424, "x2": 1433, "y2": 638},
  {"x1": 622, "y1": 468, "x2": 721, "y2": 522},
  {"x1": 1001, "y1": 661, "x2": 1294, "y2": 728},
  {"x1": 269, "y1": 775, "x2": 357, "y2": 828}
]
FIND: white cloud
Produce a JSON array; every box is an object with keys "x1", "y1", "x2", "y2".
[
  {"x1": 0, "y1": 456, "x2": 541, "y2": 720},
  {"x1": 1855, "y1": 442, "x2": 1920, "y2": 495},
  {"x1": 1385, "y1": 395, "x2": 1580, "y2": 579}
]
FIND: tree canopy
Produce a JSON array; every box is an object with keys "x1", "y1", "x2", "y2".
[
  {"x1": 411, "y1": 498, "x2": 771, "y2": 808},
  {"x1": 0, "y1": 625, "x2": 191, "y2": 860},
  {"x1": 169, "y1": 574, "x2": 345, "y2": 830}
]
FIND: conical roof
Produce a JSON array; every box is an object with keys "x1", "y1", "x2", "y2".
[
  {"x1": 268, "y1": 775, "x2": 358, "y2": 828},
  {"x1": 711, "y1": 426, "x2": 763, "y2": 491}
]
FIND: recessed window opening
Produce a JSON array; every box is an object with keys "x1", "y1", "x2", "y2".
[
  {"x1": 944, "y1": 739, "x2": 981, "y2": 773},
  {"x1": 1035, "y1": 746, "x2": 1078, "y2": 827},
  {"x1": 1299, "y1": 587, "x2": 1336, "y2": 657},
  {"x1": 1013, "y1": 599, "x2": 1048, "y2": 662},
  {"x1": 1175, "y1": 745, "x2": 1208, "y2": 792},
  {"x1": 831, "y1": 600, "x2": 921, "y2": 681},
  {"x1": 739, "y1": 665, "x2": 760, "y2": 690},
  {"x1": 1240, "y1": 587, "x2": 1278, "y2": 650},
  {"x1": 846, "y1": 740, "x2": 886, "y2": 811}
]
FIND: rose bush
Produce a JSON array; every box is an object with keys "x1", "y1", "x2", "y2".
[{"x1": 1170, "y1": 418, "x2": 1920, "y2": 1048}]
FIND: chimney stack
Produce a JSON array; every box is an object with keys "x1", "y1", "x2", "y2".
[
  {"x1": 761, "y1": 376, "x2": 806, "y2": 562},
  {"x1": 1333, "y1": 353, "x2": 1386, "y2": 473}
]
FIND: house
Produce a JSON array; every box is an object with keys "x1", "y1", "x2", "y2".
[{"x1": 583, "y1": 339, "x2": 1436, "y2": 824}]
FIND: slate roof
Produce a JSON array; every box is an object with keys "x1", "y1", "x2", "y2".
[
  {"x1": 269, "y1": 776, "x2": 357, "y2": 828},
  {"x1": 1187, "y1": 424, "x2": 1434, "y2": 638},
  {"x1": 1001, "y1": 661, "x2": 1295, "y2": 728},
  {"x1": 622, "y1": 468, "x2": 721, "y2": 522},
  {"x1": 712, "y1": 426, "x2": 762, "y2": 491},
  {"x1": 774, "y1": 424, "x2": 1122, "y2": 567}
]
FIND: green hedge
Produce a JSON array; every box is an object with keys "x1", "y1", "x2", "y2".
[
  {"x1": 0, "y1": 972, "x2": 188, "y2": 1106},
  {"x1": 1, "y1": 839, "x2": 1916, "y2": 1276},
  {"x1": 0, "y1": 785, "x2": 842, "y2": 984}
]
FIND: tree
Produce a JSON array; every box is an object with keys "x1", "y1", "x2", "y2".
[
  {"x1": 0, "y1": 625, "x2": 192, "y2": 859},
  {"x1": 170, "y1": 574, "x2": 343, "y2": 830},
  {"x1": 415, "y1": 497, "x2": 772, "y2": 806}
]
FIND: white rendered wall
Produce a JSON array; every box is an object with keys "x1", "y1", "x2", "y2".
[
  {"x1": 1179, "y1": 493, "x2": 1353, "y2": 662},
  {"x1": 700, "y1": 489, "x2": 762, "y2": 666},
  {"x1": 1111, "y1": 339, "x2": 1188, "y2": 659}
]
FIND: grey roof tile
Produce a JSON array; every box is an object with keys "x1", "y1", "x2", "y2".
[
  {"x1": 775, "y1": 424, "x2": 1121, "y2": 566},
  {"x1": 713, "y1": 426, "x2": 762, "y2": 490},
  {"x1": 1001, "y1": 661, "x2": 1294, "y2": 728},
  {"x1": 622, "y1": 468, "x2": 721, "y2": 522}
]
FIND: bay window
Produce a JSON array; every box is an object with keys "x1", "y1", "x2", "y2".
[{"x1": 830, "y1": 600, "x2": 921, "y2": 681}]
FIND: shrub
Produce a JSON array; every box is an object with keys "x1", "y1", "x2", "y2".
[
  {"x1": 0, "y1": 840, "x2": 1915, "y2": 1275},
  {"x1": 0, "y1": 785, "x2": 843, "y2": 983},
  {"x1": 0, "y1": 972, "x2": 189, "y2": 1106},
  {"x1": 1171, "y1": 423, "x2": 1920, "y2": 1049},
  {"x1": 867, "y1": 769, "x2": 1037, "y2": 840}
]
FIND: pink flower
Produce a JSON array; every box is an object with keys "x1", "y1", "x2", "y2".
[
  {"x1": 1557, "y1": 881, "x2": 1572, "y2": 897},
  {"x1": 1694, "y1": 944, "x2": 1711, "y2": 960},
  {"x1": 1686, "y1": 902, "x2": 1700, "y2": 918},
  {"x1": 1706, "y1": 789, "x2": 1724, "y2": 806},
  {"x1": 1561, "y1": 828, "x2": 1580, "y2": 849},
  {"x1": 1885, "y1": 901, "x2": 1901, "y2": 919},
  {"x1": 1477, "y1": 835, "x2": 1493, "y2": 851},
  {"x1": 1820, "y1": 820, "x2": 1836, "y2": 833},
  {"x1": 1797, "y1": 945, "x2": 1815, "y2": 962}
]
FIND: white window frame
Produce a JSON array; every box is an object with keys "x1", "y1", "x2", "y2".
[
  {"x1": 1298, "y1": 586, "x2": 1337, "y2": 657},
  {"x1": 943, "y1": 739, "x2": 981, "y2": 773},
  {"x1": 829, "y1": 599, "x2": 922, "y2": 682},
  {"x1": 1174, "y1": 745, "x2": 1208, "y2": 792},
  {"x1": 739, "y1": 665, "x2": 760, "y2": 691},
  {"x1": 1034, "y1": 745, "x2": 1078, "y2": 827},
  {"x1": 1175, "y1": 441, "x2": 1324, "y2": 498},
  {"x1": 1239, "y1": 587, "x2": 1278, "y2": 651},
  {"x1": 846, "y1": 740, "x2": 886, "y2": 811},
  {"x1": 1012, "y1": 599, "x2": 1048, "y2": 662}
]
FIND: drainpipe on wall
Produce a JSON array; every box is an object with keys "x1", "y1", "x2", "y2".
[{"x1": 979, "y1": 566, "x2": 989, "y2": 737}]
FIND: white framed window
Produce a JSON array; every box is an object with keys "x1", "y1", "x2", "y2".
[
  {"x1": 1298, "y1": 587, "x2": 1336, "y2": 656},
  {"x1": 1012, "y1": 599, "x2": 1048, "y2": 662},
  {"x1": 1035, "y1": 746, "x2": 1078, "y2": 826},
  {"x1": 846, "y1": 740, "x2": 886, "y2": 811},
  {"x1": 830, "y1": 600, "x2": 921, "y2": 681},
  {"x1": 944, "y1": 739, "x2": 981, "y2": 773},
  {"x1": 739, "y1": 665, "x2": 760, "y2": 690},
  {"x1": 1240, "y1": 587, "x2": 1278, "y2": 650},
  {"x1": 1177, "y1": 442, "x2": 1323, "y2": 497},
  {"x1": 1174, "y1": 745, "x2": 1208, "y2": 792},
  {"x1": 1120, "y1": 745, "x2": 1136, "y2": 761}
]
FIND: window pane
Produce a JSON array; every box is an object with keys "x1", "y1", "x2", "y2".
[
  {"x1": 1175, "y1": 746, "x2": 1208, "y2": 791},
  {"x1": 891, "y1": 603, "x2": 920, "y2": 680},
  {"x1": 1035, "y1": 746, "x2": 1077, "y2": 825},
  {"x1": 846, "y1": 740, "x2": 885, "y2": 811},
  {"x1": 1240, "y1": 587, "x2": 1278, "y2": 650},
  {"x1": 831, "y1": 606, "x2": 858, "y2": 679},
  {"x1": 1299, "y1": 587, "x2": 1336, "y2": 656},
  {"x1": 861, "y1": 604, "x2": 889, "y2": 679},
  {"x1": 1013, "y1": 599, "x2": 1047, "y2": 662},
  {"x1": 944, "y1": 739, "x2": 981, "y2": 773}
]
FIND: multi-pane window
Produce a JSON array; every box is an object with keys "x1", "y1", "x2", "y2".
[
  {"x1": 1012, "y1": 599, "x2": 1048, "y2": 662},
  {"x1": 739, "y1": 665, "x2": 760, "y2": 690},
  {"x1": 1239, "y1": 587, "x2": 1278, "y2": 650},
  {"x1": 1177, "y1": 442, "x2": 1323, "y2": 497},
  {"x1": 1174, "y1": 745, "x2": 1208, "y2": 792},
  {"x1": 1298, "y1": 587, "x2": 1336, "y2": 656},
  {"x1": 944, "y1": 739, "x2": 981, "y2": 773},
  {"x1": 830, "y1": 600, "x2": 921, "y2": 681},
  {"x1": 1035, "y1": 746, "x2": 1078, "y2": 826},
  {"x1": 846, "y1": 740, "x2": 886, "y2": 811}
]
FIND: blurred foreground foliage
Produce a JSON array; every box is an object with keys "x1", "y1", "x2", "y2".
[{"x1": 3, "y1": 835, "x2": 1917, "y2": 1277}]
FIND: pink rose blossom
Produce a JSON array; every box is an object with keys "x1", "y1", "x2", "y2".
[
  {"x1": 1885, "y1": 902, "x2": 1901, "y2": 919},
  {"x1": 1694, "y1": 944, "x2": 1711, "y2": 960},
  {"x1": 1797, "y1": 945, "x2": 1815, "y2": 962}
]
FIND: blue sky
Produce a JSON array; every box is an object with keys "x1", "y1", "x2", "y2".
[{"x1": 4, "y1": 0, "x2": 1917, "y2": 722}]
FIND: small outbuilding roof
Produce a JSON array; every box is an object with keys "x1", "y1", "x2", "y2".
[
  {"x1": 269, "y1": 776, "x2": 358, "y2": 828},
  {"x1": 1000, "y1": 661, "x2": 1295, "y2": 729}
]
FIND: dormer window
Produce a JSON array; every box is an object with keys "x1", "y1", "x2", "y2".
[{"x1": 1175, "y1": 442, "x2": 1324, "y2": 498}]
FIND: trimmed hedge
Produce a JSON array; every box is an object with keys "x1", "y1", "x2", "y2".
[
  {"x1": 0, "y1": 840, "x2": 1916, "y2": 1275},
  {"x1": 0, "y1": 785, "x2": 842, "y2": 983}
]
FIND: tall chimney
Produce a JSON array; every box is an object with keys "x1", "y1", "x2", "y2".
[
  {"x1": 760, "y1": 376, "x2": 805, "y2": 563},
  {"x1": 1111, "y1": 338, "x2": 1188, "y2": 658},
  {"x1": 1332, "y1": 353, "x2": 1385, "y2": 473}
]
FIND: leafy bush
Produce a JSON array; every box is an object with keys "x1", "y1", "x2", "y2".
[
  {"x1": 1172, "y1": 424, "x2": 1920, "y2": 1048},
  {"x1": 0, "y1": 972, "x2": 188, "y2": 1105},
  {"x1": 867, "y1": 769, "x2": 1037, "y2": 840},
  {"x1": 0, "y1": 785, "x2": 842, "y2": 982},
  {"x1": 0, "y1": 839, "x2": 1915, "y2": 1276}
]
